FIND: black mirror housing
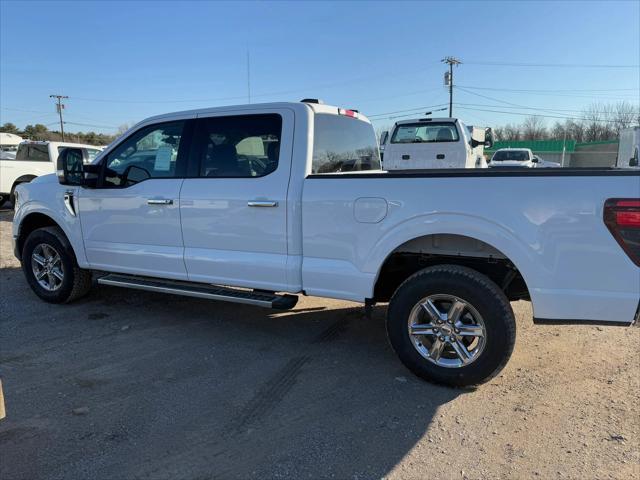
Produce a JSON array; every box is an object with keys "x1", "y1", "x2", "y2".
[
  {"x1": 532, "y1": 156, "x2": 540, "y2": 163},
  {"x1": 57, "y1": 148, "x2": 87, "y2": 186}
]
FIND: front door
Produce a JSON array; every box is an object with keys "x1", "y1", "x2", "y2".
[
  {"x1": 78, "y1": 119, "x2": 193, "y2": 280},
  {"x1": 179, "y1": 109, "x2": 294, "y2": 291}
]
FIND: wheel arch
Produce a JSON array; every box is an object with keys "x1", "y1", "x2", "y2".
[{"x1": 368, "y1": 215, "x2": 537, "y2": 303}]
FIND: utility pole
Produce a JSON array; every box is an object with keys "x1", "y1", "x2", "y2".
[
  {"x1": 441, "y1": 57, "x2": 461, "y2": 117},
  {"x1": 50, "y1": 94, "x2": 68, "y2": 141}
]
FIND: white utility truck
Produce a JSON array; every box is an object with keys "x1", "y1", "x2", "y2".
[
  {"x1": 616, "y1": 126, "x2": 639, "y2": 168},
  {"x1": 380, "y1": 117, "x2": 492, "y2": 169},
  {"x1": 12, "y1": 100, "x2": 640, "y2": 387},
  {"x1": 0, "y1": 141, "x2": 103, "y2": 205}
]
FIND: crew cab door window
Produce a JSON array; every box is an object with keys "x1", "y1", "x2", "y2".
[{"x1": 102, "y1": 121, "x2": 186, "y2": 187}]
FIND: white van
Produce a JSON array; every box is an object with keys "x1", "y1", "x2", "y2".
[
  {"x1": 0, "y1": 141, "x2": 103, "y2": 205},
  {"x1": 616, "y1": 126, "x2": 639, "y2": 168},
  {"x1": 380, "y1": 118, "x2": 492, "y2": 170}
]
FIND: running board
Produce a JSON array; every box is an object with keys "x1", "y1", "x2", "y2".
[{"x1": 97, "y1": 274, "x2": 298, "y2": 310}]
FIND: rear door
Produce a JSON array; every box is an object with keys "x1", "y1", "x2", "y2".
[{"x1": 179, "y1": 108, "x2": 294, "y2": 291}]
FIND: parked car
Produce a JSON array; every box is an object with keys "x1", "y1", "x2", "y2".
[
  {"x1": 616, "y1": 126, "x2": 639, "y2": 169},
  {"x1": 0, "y1": 141, "x2": 103, "y2": 205},
  {"x1": 380, "y1": 118, "x2": 492, "y2": 169},
  {"x1": 12, "y1": 100, "x2": 640, "y2": 387},
  {"x1": 488, "y1": 148, "x2": 559, "y2": 168},
  {"x1": 0, "y1": 132, "x2": 23, "y2": 160}
]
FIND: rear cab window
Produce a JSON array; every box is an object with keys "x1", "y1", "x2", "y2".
[
  {"x1": 312, "y1": 113, "x2": 381, "y2": 174},
  {"x1": 391, "y1": 122, "x2": 459, "y2": 144}
]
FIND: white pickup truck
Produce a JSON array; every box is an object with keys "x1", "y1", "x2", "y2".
[
  {"x1": 0, "y1": 141, "x2": 103, "y2": 205},
  {"x1": 380, "y1": 117, "x2": 492, "y2": 169},
  {"x1": 11, "y1": 101, "x2": 640, "y2": 386}
]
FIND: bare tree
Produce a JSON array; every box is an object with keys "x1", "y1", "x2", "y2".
[
  {"x1": 521, "y1": 116, "x2": 547, "y2": 140},
  {"x1": 502, "y1": 123, "x2": 521, "y2": 141},
  {"x1": 611, "y1": 101, "x2": 639, "y2": 135}
]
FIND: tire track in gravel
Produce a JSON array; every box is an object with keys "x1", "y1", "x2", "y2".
[{"x1": 143, "y1": 316, "x2": 356, "y2": 479}]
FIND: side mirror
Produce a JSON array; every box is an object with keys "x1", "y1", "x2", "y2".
[
  {"x1": 379, "y1": 131, "x2": 389, "y2": 147},
  {"x1": 484, "y1": 128, "x2": 494, "y2": 149},
  {"x1": 532, "y1": 156, "x2": 540, "y2": 163},
  {"x1": 57, "y1": 148, "x2": 86, "y2": 186}
]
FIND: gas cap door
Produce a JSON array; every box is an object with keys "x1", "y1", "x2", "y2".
[{"x1": 354, "y1": 197, "x2": 388, "y2": 223}]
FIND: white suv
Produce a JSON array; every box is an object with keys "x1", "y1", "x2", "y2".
[{"x1": 0, "y1": 141, "x2": 103, "y2": 205}]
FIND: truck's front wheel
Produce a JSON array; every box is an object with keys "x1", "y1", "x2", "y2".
[
  {"x1": 387, "y1": 265, "x2": 516, "y2": 387},
  {"x1": 22, "y1": 227, "x2": 92, "y2": 303}
]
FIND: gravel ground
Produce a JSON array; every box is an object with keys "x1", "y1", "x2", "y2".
[{"x1": 0, "y1": 206, "x2": 638, "y2": 480}]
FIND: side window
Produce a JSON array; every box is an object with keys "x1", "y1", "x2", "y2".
[
  {"x1": 102, "y1": 121, "x2": 185, "y2": 187},
  {"x1": 15, "y1": 144, "x2": 50, "y2": 161},
  {"x1": 196, "y1": 114, "x2": 282, "y2": 178},
  {"x1": 15, "y1": 145, "x2": 29, "y2": 160},
  {"x1": 390, "y1": 123, "x2": 460, "y2": 143}
]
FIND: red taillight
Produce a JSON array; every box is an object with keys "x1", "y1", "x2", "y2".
[{"x1": 604, "y1": 198, "x2": 640, "y2": 266}]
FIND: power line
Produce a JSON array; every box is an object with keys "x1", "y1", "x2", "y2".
[
  {"x1": 464, "y1": 61, "x2": 639, "y2": 69},
  {"x1": 458, "y1": 85, "x2": 639, "y2": 93},
  {"x1": 455, "y1": 105, "x2": 637, "y2": 124},
  {"x1": 368, "y1": 103, "x2": 449, "y2": 119},
  {"x1": 455, "y1": 102, "x2": 640, "y2": 115}
]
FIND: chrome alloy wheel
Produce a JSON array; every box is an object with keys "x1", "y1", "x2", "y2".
[
  {"x1": 31, "y1": 243, "x2": 64, "y2": 291},
  {"x1": 407, "y1": 294, "x2": 486, "y2": 368}
]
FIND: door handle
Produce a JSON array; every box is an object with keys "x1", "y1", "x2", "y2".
[
  {"x1": 147, "y1": 198, "x2": 173, "y2": 205},
  {"x1": 247, "y1": 200, "x2": 278, "y2": 207},
  {"x1": 436, "y1": 154, "x2": 445, "y2": 159}
]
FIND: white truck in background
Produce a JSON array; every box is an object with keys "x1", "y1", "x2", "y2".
[
  {"x1": 0, "y1": 141, "x2": 103, "y2": 205},
  {"x1": 616, "y1": 126, "x2": 639, "y2": 168},
  {"x1": 488, "y1": 148, "x2": 560, "y2": 168},
  {"x1": 0, "y1": 132, "x2": 23, "y2": 159},
  {"x1": 379, "y1": 117, "x2": 493, "y2": 170}
]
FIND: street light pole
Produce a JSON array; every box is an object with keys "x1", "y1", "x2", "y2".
[{"x1": 50, "y1": 94, "x2": 68, "y2": 141}]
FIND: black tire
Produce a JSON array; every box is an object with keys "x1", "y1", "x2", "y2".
[
  {"x1": 21, "y1": 226, "x2": 92, "y2": 303},
  {"x1": 387, "y1": 264, "x2": 516, "y2": 387}
]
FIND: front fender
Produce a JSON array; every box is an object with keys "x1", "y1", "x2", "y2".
[{"x1": 13, "y1": 188, "x2": 88, "y2": 268}]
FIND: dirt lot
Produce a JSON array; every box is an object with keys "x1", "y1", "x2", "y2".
[{"x1": 0, "y1": 206, "x2": 638, "y2": 480}]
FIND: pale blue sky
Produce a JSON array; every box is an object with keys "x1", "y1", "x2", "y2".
[{"x1": 1, "y1": 0, "x2": 638, "y2": 133}]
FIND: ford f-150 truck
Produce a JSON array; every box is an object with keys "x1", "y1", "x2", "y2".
[{"x1": 11, "y1": 100, "x2": 640, "y2": 387}]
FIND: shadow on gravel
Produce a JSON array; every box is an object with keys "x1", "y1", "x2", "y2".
[{"x1": 0, "y1": 264, "x2": 462, "y2": 480}]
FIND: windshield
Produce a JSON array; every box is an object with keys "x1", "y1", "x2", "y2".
[
  {"x1": 492, "y1": 150, "x2": 530, "y2": 161},
  {"x1": 391, "y1": 122, "x2": 459, "y2": 144}
]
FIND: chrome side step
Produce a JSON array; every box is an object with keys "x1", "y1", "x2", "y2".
[{"x1": 97, "y1": 274, "x2": 298, "y2": 310}]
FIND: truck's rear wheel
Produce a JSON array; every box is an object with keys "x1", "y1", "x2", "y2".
[
  {"x1": 21, "y1": 226, "x2": 92, "y2": 303},
  {"x1": 387, "y1": 265, "x2": 516, "y2": 387}
]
